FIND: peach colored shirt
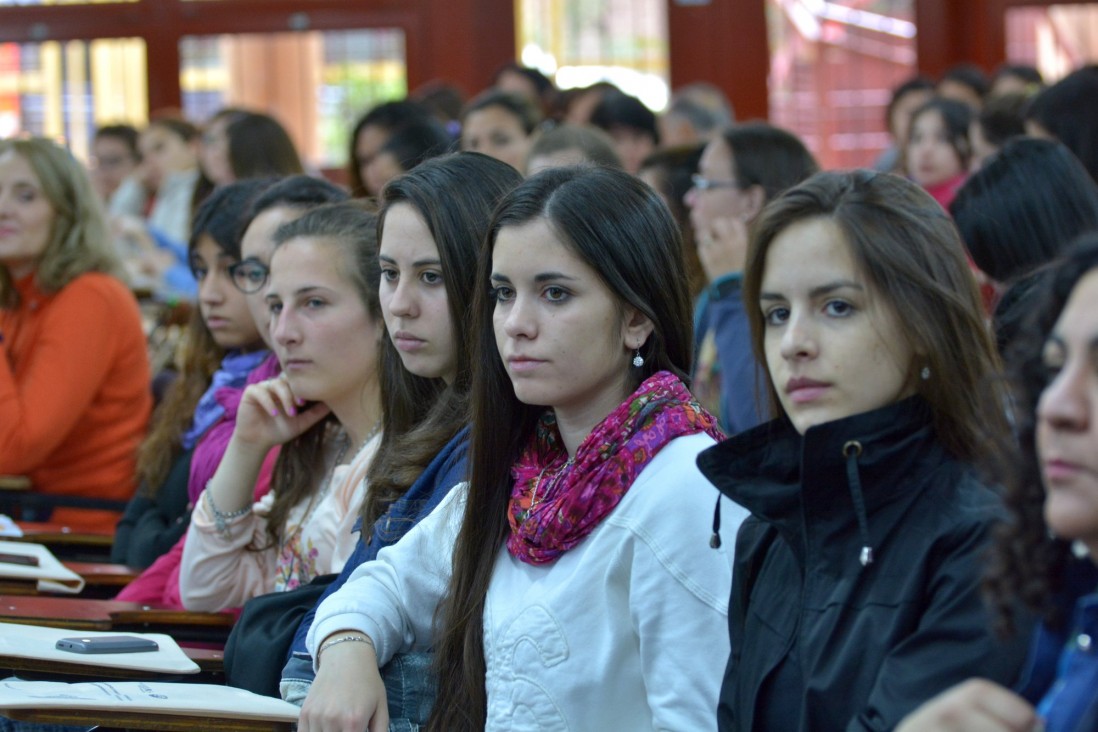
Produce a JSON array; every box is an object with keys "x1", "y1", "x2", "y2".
[{"x1": 179, "y1": 433, "x2": 379, "y2": 612}]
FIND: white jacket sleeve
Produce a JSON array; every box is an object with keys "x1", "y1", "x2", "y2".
[
  {"x1": 306, "y1": 483, "x2": 468, "y2": 668},
  {"x1": 616, "y1": 436, "x2": 749, "y2": 732}
]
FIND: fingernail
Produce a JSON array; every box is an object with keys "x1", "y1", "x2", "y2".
[
  {"x1": 288, "y1": 406, "x2": 297, "y2": 416},
  {"x1": 271, "y1": 409, "x2": 279, "y2": 417},
  {"x1": 296, "y1": 397, "x2": 305, "y2": 406}
]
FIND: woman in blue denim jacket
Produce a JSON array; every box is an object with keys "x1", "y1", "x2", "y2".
[
  {"x1": 898, "y1": 237, "x2": 1098, "y2": 732},
  {"x1": 278, "y1": 153, "x2": 522, "y2": 730}
]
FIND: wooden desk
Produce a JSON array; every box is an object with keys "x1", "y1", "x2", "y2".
[
  {"x1": 15, "y1": 522, "x2": 114, "y2": 547},
  {"x1": 4, "y1": 708, "x2": 292, "y2": 731},
  {"x1": 0, "y1": 646, "x2": 222, "y2": 681},
  {"x1": 181, "y1": 646, "x2": 224, "y2": 675},
  {"x1": 0, "y1": 594, "x2": 128, "y2": 630},
  {"x1": 0, "y1": 561, "x2": 139, "y2": 597},
  {"x1": 12, "y1": 522, "x2": 114, "y2": 563},
  {"x1": 0, "y1": 595, "x2": 235, "y2": 643},
  {"x1": 66, "y1": 561, "x2": 139, "y2": 588},
  {"x1": 111, "y1": 606, "x2": 235, "y2": 644}
]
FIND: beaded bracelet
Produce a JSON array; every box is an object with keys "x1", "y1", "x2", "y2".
[
  {"x1": 317, "y1": 634, "x2": 375, "y2": 668},
  {"x1": 204, "y1": 487, "x2": 252, "y2": 539}
]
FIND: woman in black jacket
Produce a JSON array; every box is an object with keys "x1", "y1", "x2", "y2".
[{"x1": 698, "y1": 169, "x2": 1032, "y2": 731}]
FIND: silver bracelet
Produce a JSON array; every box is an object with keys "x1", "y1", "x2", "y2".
[
  {"x1": 204, "y1": 486, "x2": 251, "y2": 539},
  {"x1": 317, "y1": 634, "x2": 375, "y2": 668}
]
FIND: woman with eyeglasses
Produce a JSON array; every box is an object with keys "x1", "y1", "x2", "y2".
[
  {"x1": 179, "y1": 201, "x2": 386, "y2": 612},
  {"x1": 115, "y1": 176, "x2": 350, "y2": 609},
  {"x1": 684, "y1": 122, "x2": 818, "y2": 436},
  {"x1": 112, "y1": 179, "x2": 274, "y2": 570}
]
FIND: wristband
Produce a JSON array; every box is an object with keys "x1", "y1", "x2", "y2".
[
  {"x1": 204, "y1": 486, "x2": 251, "y2": 539},
  {"x1": 317, "y1": 634, "x2": 375, "y2": 667}
]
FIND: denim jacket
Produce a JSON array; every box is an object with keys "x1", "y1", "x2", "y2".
[
  {"x1": 280, "y1": 427, "x2": 469, "y2": 731},
  {"x1": 1016, "y1": 557, "x2": 1098, "y2": 732}
]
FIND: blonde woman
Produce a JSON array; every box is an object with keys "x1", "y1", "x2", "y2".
[{"x1": 0, "y1": 137, "x2": 151, "y2": 532}]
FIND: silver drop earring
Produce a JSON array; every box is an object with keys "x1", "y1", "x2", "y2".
[
  {"x1": 632, "y1": 348, "x2": 644, "y2": 368},
  {"x1": 920, "y1": 366, "x2": 931, "y2": 381}
]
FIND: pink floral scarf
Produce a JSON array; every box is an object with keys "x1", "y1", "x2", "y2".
[{"x1": 507, "y1": 370, "x2": 724, "y2": 565}]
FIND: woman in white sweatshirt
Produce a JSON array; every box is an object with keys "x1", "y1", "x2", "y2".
[{"x1": 301, "y1": 165, "x2": 747, "y2": 732}]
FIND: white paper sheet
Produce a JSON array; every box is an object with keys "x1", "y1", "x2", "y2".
[
  {"x1": 0, "y1": 678, "x2": 300, "y2": 722},
  {"x1": 0, "y1": 516, "x2": 22, "y2": 538},
  {"x1": 0, "y1": 623, "x2": 199, "y2": 674},
  {"x1": 0, "y1": 541, "x2": 84, "y2": 594}
]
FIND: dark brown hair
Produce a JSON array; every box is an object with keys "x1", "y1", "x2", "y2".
[
  {"x1": 226, "y1": 112, "x2": 304, "y2": 180},
  {"x1": 137, "y1": 180, "x2": 272, "y2": 496},
  {"x1": 745, "y1": 170, "x2": 1008, "y2": 462},
  {"x1": 430, "y1": 165, "x2": 693, "y2": 730},
  {"x1": 360, "y1": 153, "x2": 523, "y2": 536},
  {"x1": 721, "y1": 122, "x2": 819, "y2": 202},
  {"x1": 257, "y1": 202, "x2": 382, "y2": 549}
]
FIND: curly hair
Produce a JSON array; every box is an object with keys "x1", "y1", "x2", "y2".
[{"x1": 985, "y1": 235, "x2": 1098, "y2": 635}]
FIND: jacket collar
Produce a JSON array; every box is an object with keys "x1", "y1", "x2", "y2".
[{"x1": 699, "y1": 397, "x2": 943, "y2": 528}]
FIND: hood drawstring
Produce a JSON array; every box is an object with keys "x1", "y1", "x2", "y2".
[
  {"x1": 843, "y1": 440, "x2": 874, "y2": 568},
  {"x1": 710, "y1": 496, "x2": 722, "y2": 549}
]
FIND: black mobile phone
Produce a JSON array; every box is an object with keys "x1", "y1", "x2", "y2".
[{"x1": 55, "y1": 635, "x2": 159, "y2": 654}]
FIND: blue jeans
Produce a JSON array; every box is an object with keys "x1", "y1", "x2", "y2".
[{"x1": 281, "y1": 651, "x2": 436, "y2": 732}]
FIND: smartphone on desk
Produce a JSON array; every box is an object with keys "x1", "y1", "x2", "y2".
[{"x1": 56, "y1": 635, "x2": 159, "y2": 654}]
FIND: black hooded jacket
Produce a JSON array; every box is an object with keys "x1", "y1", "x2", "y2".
[{"x1": 697, "y1": 398, "x2": 1032, "y2": 731}]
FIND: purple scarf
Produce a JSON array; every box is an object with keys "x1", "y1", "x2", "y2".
[{"x1": 181, "y1": 349, "x2": 269, "y2": 450}]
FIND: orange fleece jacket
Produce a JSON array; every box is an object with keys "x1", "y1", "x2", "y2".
[{"x1": 0, "y1": 272, "x2": 152, "y2": 531}]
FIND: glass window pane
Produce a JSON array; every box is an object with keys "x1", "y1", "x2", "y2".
[
  {"x1": 0, "y1": 38, "x2": 147, "y2": 163},
  {"x1": 517, "y1": 0, "x2": 669, "y2": 110},
  {"x1": 767, "y1": 0, "x2": 917, "y2": 169},
  {"x1": 1006, "y1": 5, "x2": 1098, "y2": 81},
  {"x1": 180, "y1": 29, "x2": 407, "y2": 170}
]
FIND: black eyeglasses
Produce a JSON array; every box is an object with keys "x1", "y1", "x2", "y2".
[
  {"x1": 691, "y1": 174, "x2": 740, "y2": 191},
  {"x1": 228, "y1": 259, "x2": 270, "y2": 294}
]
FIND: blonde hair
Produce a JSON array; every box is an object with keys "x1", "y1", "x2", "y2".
[{"x1": 0, "y1": 137, "x2": 125, "y2": 307}]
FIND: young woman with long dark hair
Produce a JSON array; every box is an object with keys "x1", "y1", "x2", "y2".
[
  {"x1": 301, "y1": 166, "x2": 745, "y2": 731},
  {"x1": 698, "y1": 170, "x2": 1031, "y2": 731},
  {"x1": 278, "y1": 153, "x2": 523, "y2": 723}
]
